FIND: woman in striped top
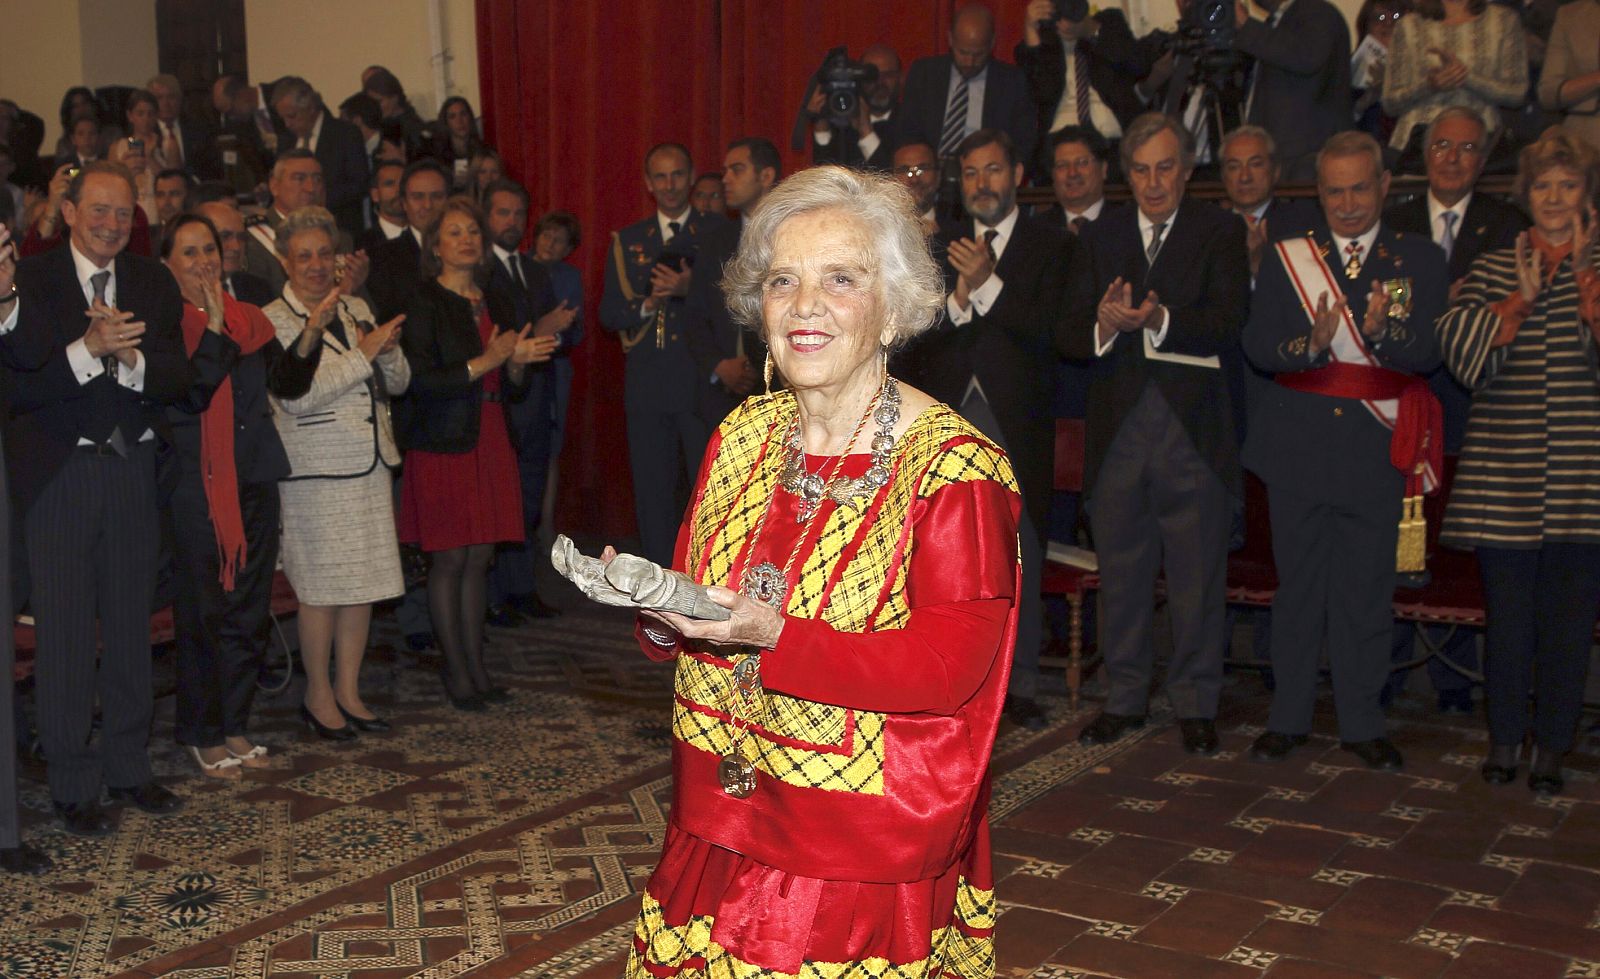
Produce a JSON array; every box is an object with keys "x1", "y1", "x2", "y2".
[{"x1": 1435, "y1": 127, "x2": 1600, "y2": 796}]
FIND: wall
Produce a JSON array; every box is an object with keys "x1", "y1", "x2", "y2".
[{"x1": 243, "y1": 0, "x2": 480, "y2": 128}]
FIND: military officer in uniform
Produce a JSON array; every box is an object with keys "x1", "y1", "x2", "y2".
[
  {"x1": 600, "y1": 142, "x2": 725, "y2": 566},
  {"x1": 1242, "y1": 131, "x2": 1446, "y2": 771}
]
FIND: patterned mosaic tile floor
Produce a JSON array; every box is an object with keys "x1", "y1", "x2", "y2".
[{"x1": 3, "y1": 600, "x2": 1597, "y2": 979}]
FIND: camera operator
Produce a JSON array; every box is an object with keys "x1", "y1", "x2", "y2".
[
  {"x1": 1016, "y1": 0, "x2": 1147, "y2": 176},
  {"x1": 810, "y1": 44, "x2": 903, "y2": 171},
  {"x1": 1133, "y1": 0, "x2": 1251, "y2": 174},
  {"x1": 1233, "y1": 0, "x2": 1352, "y2": 181}
]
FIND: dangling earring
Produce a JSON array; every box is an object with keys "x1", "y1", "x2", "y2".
[{"x1": 764, "y1": 351, "x2": 774, "y2": 394}]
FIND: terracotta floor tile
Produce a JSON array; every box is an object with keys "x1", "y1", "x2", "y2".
[
  {"x1": 1161, "y1": 859, "x2": 1349, "y2": 911},
  {"x1": 1316, "y1": 877, "x2": 1450, "y2": 941},
  {"x1": 1246, "y1": 798, "x2": 1411, "y2": 842},
  {"x1": 1089, "y1": 804, "x2": 1265, "y2": 853},
  {"x1": 1053, "y1": 933, "x2": 1261, "y2": 979},
  {"x1": 1390, "y1": 810, "x2": 1508, "y2": 863},
  {"x1": 1309, "y1": 769, "x2": 1415, "y2": 814},
  {"x1": 1231, "y1": 825, "x2": 1350, "y2": 879},
  {"x1": 1135, "y1": 889, "x2": 1274, "y2": 958},
  {"x1": 1435, "y1": 941, "x2": 1570, "y2": 979},
  {"x1": 993, "y1": 907, "x2": 1089, "y2": 972},
  {"x1": 1242, "y1": 919, "x2": 1452, "y2": 979},
  {"x1": 990, "y1": 826, "x2": 1100, "y2": 866},
  {"x1": 1428, "y1": 904, "x2": 1600, "y2": 961},
  {"x1": 1262, "y1": 959, "x2": 1383, "y2": 979},
  {"x1": 1058, "y1": 834, "x2": 1195, "y2": 893},
  {"x1": 1001, "y1": 874, "x2": 1171, "y2": 925},
  {"x1": 1496, "y1": 862, "x2": 1600, "y2": 928},
  {"x1": 1330, "y1": 844, "x2": 1519, "y2": 897}
]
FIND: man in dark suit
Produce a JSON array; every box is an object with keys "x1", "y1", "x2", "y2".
[
  {"x1": 892, "y1": 142, "x2": 944, "y2": 236},
  {"x1": 907, "y1": 128, "x2": 1088, "y2": 729},
  {"x1": 484, "y1": 178, "x2": 573, "y2": 621},
  {"x1": 360, "y1": 159, "x2": 409, "y2": 255},
  {"x1": 1234, "y1": 0, "x2": 1352, "y2": 182},
  {"x1": 600, "y1": 143, "x2": 724, "y2": 566},
  {"x1": 686, "y1": 137, "x2": 778, "y2": 431},
  {"x1": 1219, "y1": 126, "x2": 1319, "y2": 277},
  {"x1": 368, "y1": 160, "x2": 449, "y2": 322},
  {"x1": 1036, "y1": 125, "x2": 1122, "y2": 231},
  {"x1": 196, "y1": 200, "x2": 277, "y2": 306},
  {"x1": 1242, "y1": 132, "x2": 1445, "y2": 771},
  {"x1": 270, "y1": 76, "x2": 370, "y2": 239},
  {"x1": 811, "y1": 44, "x2": 902, "y2": 171},
  {"x1": 1015, "y1": 0, "x2": 1147, "y2": 173},
  {"x1": 898, "y1": 4, "x2": 1038, "y2": 179},
  {"x1": 1382, "y1": 106, "x2": 1524, "y2": 712},
  {"x1": 1063, "y1": 114, "x2": 1250, "y2": 755},
  {"x1": 147, "y1": 74, "x2": 216, "y2": 180},
  {"x1": 3, "y1": 163, "x2": 194, "y2": 834},
  {"x1": 0, "y1": 225, "x2": 53, "y2": 874}
]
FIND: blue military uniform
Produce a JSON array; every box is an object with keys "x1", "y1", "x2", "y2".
[
  {"x1": 600, "y1": 209, "x2": 724, "y2": 566},
  {"x1": 1242, "y1": 221, "x2": 1445, "y2": 745}
]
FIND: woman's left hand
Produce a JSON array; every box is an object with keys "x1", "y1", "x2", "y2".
[{"x1": 643, "y1": 586, "x2": 786, "y2": 650}]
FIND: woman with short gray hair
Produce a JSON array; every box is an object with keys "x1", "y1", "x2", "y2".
[
  {"x1": 263, "y1": 206, "x2": 411, "y2": 741},
  {"x1": 617, "y1": 165, "x2": 1020, "y2": 978}
]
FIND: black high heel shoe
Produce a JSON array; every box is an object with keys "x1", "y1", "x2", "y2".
[
  {"x1": 1480, "y1": 743, "x2": 1519, "y2": 785},
  {"x1": 301, "y1": 704, "x2": 357, "y2": 741},
  {"x1": 1529, "y1": 747, "x2": 1565, "y2": 796},
  {"x1": 338, "y1": 703, "x2": 392, "y2": 733},
  {"x1": 440, "y1": 671, "x2": 487, "y2": 712}
]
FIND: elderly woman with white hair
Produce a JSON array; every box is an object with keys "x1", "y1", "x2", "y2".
[{"x1": 617, "y1": 165, "x2": 1020, "y2": 979}]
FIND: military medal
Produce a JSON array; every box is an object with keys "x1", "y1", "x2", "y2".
[
  {"x1": 1343, "y1": 242, "x2": 1363, "y2": 279},
  {"x1": 740, "y1": 562, "x2": 786, "y2": 608},
  {"x1": 1382, "y1": 278, "x2": 1413, "y2": 319}
]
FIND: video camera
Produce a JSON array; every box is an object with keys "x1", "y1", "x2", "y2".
[
  {"x1": 814, "y1": 46, "x2": 880, "y2": 130},
  {"x1": 1161, "y1": 0, "x2": 1242, "y2": 72},
  {"x1": 1052, "y1": 0, "x2": 1089, "y2": 23}
]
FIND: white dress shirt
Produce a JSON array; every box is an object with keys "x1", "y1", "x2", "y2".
[
  {"x1": 947, "y1": 205, "x2": 1020, "y2": 325},
  {"x1": 1426, "y1": 191, "x2": 1471, "y2": 257},
  {"x1": 377, "y1": 215, "x2": 406, "y2": 241},
  {"x1": 1065, "y1": 198, "x2": 1106, "y2": 226},
  {"x1": 298, "y1": 110, "x2": 327, "y2": 153},
  {"x1": 1096, "y1": 208, "x2": 1175, "y2": 355},
  {"x1": 1050, "y1": 39, "x2": 1123, "y2": 139}
]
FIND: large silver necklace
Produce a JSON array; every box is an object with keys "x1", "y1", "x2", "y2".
[{"x1": 778, "y1": 376, "x2": 901, "y2": 524}]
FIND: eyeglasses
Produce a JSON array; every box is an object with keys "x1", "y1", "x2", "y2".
[
  {"x1": 1373, "y1": 10, "x2": 1404, "y2": 22},
  {"x1": 892, "y1": 164, "x2": 932, "y2": 178},
  {"x1": 1428, "y1": 138, "x2": 1481, "y2": 158}
]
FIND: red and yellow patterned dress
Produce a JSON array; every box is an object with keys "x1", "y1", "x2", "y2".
[{"x1": 626, "y1": 392, "x2": 1021, "y2": 979}]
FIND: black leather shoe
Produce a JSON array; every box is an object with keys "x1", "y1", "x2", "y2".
[
  {"x1": 301, "y1": 704, "x2": 357, "y2": 742},
  {"x1": 107, "y1": 781, "x2": 184, "y2": 815},
  {"x1": 54, "y1": 799, "x2": 114, "y2": 837},
  {"x1": 1481, "y1": 743, "x2": 1519, "y2": 785},
  {"x1": 1437, "y1": 690, "x2": 1474, "y2": 715},
  {"x1": 1340, "y1": 738, "x2": 1404, "y2": 771},
  {"x1": 1179, "y1": 718, "x2": 1219, "y2": 755},
  {"x1": 479, "y1": 686, "x2": 511, "y2": 704},
  {"x1": 0, "y1": 843, "x2": 53, "y2": 875},
  {"x1": 449, "y1": 691, "x2": 488, "y2": 712},
  {"x1": 1004, "y1": 695, "x2": 1049, "y2": 731},
  {"x1": 1250, "y1": 731, "x2": 1307, "y2": 762},
  {"x1": 404, "y1": 631, "x2": 434, "y2": 652},
  {"x1": 1078, "y1": 712, "x2": 1146, "y2": 745},
  {"x1": 485, "y1": 604, "x2": 521, "y2": 628},
  {"x1": 338, "y1": 703, "x2": 392, "y2": 733},
  {"x1": 1529, "y1": 748, "x2": 1565, "y2": 795}
]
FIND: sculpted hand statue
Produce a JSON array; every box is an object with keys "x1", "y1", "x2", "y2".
[{"x1": 551, "y1": 535, "x2": 732, "y2": 621}]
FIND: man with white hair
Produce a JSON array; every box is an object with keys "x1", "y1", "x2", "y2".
[
  {"x1": 270, "y1": 76, "x2": 369, "y2": 237},
  {"x1": 146, "y1": 73, "x2": 214, "y2": 178}
]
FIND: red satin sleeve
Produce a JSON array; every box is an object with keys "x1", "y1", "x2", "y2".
[{"x1": 762, "y1": 476, "x2": 1019, "y2": 715}]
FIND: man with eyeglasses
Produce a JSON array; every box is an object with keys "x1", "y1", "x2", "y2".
[
  {"x1": 891, "y1": 143, "x2": 942, "y2": 235},
  {"x1": 1381, "y1": 105, "x2": 1524, "y2": 715},
  {"x1": 1037, "y1": 126, "x2": 1121, "y2": 233}
]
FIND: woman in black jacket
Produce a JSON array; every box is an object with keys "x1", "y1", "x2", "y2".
[
  {"x1": 397, "y1": 197, "x2": 556, "y2": 710},
  {"x1": 163, "y1": 213, "x2": 324, "y2": 777}
]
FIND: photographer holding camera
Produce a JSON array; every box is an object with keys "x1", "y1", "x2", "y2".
[
  {"x1": 1016, "y1": 0, "x2": 1147, "y2": 176},
  {"x1": 809, "y1": 44, "x2": 903, "y2": 171},
  {"x1": 1233, "y1": 0, "x2": 1353, "y2": 181}
]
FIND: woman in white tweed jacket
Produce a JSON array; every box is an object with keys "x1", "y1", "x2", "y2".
[{"x1": 263, "y1": 206, "x2": 411, "y2": 741}]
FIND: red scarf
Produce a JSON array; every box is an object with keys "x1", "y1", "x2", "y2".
[{"x1": 180, "y1": 292, "x2": 277, "y2": 590}]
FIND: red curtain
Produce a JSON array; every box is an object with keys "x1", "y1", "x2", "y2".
[{"x1": 475, "y1": 0, "x2": 1033, "y2": 540}]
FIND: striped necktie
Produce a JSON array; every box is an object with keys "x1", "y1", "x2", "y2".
[
  {"x1": 1439, "y1": 211, "x2": 1458, "y2": 261},
  {"x1": 1074, "y1": 43, "x2": 1092, "y2": 126},
  {"x1": 1146, "y1": 222, "x2": 1166, "y2": 264},
  {"x1": 939, "y1": 77, "x2": 970, "y2": 157}
]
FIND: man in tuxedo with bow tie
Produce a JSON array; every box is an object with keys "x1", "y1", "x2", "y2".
[
  {"x1": 1062, "y1": 113, "x2": 1250, "y2": 755},
  {"x1": 907, "y1": 127, "x2": 1090, "y2": 728},
  {"x1": 1243, "y1": 131, "x2": 1446, "y2": 770},
  {"x1": 2, "y1": 162, "x2": 195, "y2": 834}
]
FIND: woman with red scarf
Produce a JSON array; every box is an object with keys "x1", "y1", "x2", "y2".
[
  {"x1": 1436, "y1": 127, "x2": 1600, "y2": 796},
  {"x1": 162, "y1": 212, "x2": 324, "y2": 778}
]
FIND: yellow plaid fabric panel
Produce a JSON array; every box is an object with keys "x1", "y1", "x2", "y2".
[
  {"x1": 625, "y1": 886, "x2": 996, "y2": 979},
  {"x1": 673, "y1": 402, "x2": 1011, "y2": 797}
]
